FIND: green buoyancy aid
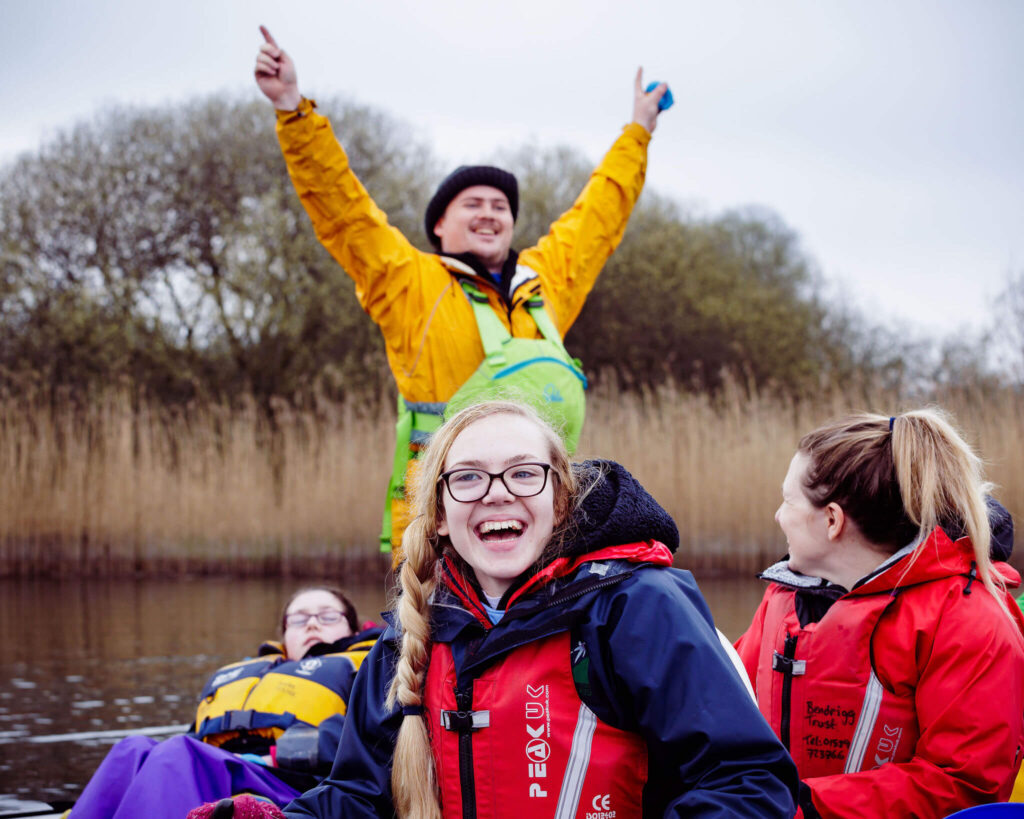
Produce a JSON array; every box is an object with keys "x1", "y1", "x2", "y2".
[
  {"x1": 378, "y1": 397, "x2": 446, "y2": 552},
  {"x1": 379, "y1": 279, "x2": 587, "y2": 552}
]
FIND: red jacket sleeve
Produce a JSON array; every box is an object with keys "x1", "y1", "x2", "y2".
[{"x1": 805, "y1": 586, "x2": 1024, "y2": 817}]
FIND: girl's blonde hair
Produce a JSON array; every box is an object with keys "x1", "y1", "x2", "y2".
[
  {"x1": 798, "y1": 407, "x2": 1008, "y2": 614},
  {"x1": 385, "y1": 400, "x2": 576, "y2": 818}
]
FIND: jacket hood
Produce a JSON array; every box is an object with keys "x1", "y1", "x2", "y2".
[
  {"x1": 566, "y1": 459, "x2": 679, "y2": 557},
  {"x1": 856, "y1": 527, "x2": 1020, "y2": 596},
  {"x1": 763, "y1": 527, "x2": 1021, "y2": 598},
  {"x1": 989, "y1": 497, "x2": 1015, "y2": 562},
  {"x1": 940, "y1": 496, "x2": 1014, "y2": 562},
  {"x1": 439, "y1": 250, "x2": 520, "y2": 297},
  {"x1": 303, "y1": 625, "x2": 385, "y2": 658}
]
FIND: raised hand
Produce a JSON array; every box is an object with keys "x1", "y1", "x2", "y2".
[
  {"x1": 254, "y1": 26, "x2": 302, "y2": 111},
  {"x1": 632, "y1": 68, "x2": 667, "y2": 135}
]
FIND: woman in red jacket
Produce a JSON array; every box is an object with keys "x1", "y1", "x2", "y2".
[{"x1": 736, "y1": 408, "x2": 1024, "y2": 817}]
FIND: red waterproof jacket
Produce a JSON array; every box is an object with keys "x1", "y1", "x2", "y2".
[{"x1": 736, "y1": 528, "x2": 1024, "y2": 818}]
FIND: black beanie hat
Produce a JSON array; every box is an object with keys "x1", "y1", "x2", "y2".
[{"x1": 424, "y1": 165, "x2": 519, "y2": 249}]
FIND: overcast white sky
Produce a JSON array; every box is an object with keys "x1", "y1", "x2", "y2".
[{"x1": 2, "y1": 0, "x2": 1021, "y2": 338}]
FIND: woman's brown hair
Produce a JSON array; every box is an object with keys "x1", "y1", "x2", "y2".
[
  {"x1": 798, "y1": 408, "x2": 1007, "y2": 612},
  {"x1": 279, "y1": 586, "x2": 359, "y2": 636}
]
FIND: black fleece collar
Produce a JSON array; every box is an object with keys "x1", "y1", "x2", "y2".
[
  {"x1": 567, "y1": 460, "x2": 680, "y2": 557},
  {"x1": 443, "y1": 249, "x2": 520, "y2": 298}
]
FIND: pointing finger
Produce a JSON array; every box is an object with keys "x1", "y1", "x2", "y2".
[
  {"x1": 634, "y1": 66, "x2": 643, "y2": 95},
  {"x1": 259, "y1": 25, "x2": 277, "y2": 47}
]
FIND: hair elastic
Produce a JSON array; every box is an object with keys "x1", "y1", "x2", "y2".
[
  {"x1": 402, "y1": 705, "x2": 424, "y2": 717},
  {"x1": 889, "y1": 416, "x2": 896, "y2": 432}
]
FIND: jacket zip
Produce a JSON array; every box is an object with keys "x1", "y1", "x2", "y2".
[
  {"x1": 455, "y1": 682, "x2": 477, "y2": 819},
  {"x1": 461, "y1": 573, "x2": 633, "y2": 679},
  {"x1": 536, "y1": 572, "x2": 631, "y2": 613},
  {"x1": 444, "y1": 571, "x2": 635, "y2": 814},
  {"x1": 773, "y1": 634, "x2": 800, "y2": 750}
]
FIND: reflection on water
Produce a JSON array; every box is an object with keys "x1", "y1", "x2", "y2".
[
  {"x1": 0, "y1": 570, "x2": 767, "y2": 803},
  {"x1": 0, "y1": 576, "x2": 392, "y2": 803}
]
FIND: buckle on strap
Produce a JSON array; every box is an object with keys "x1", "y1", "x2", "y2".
[
  {"x1": 440, "y1": 709, "x2": 490, "y2": 732},
  {"x1": 771, "y1": 652, "x2": 806, "y2": 676},
  {"x1": 403, "y1": 400, "x2": 446, "y2": 417},
  {"x1": 225, "y1": 709, "x2": 255, "y2": 730}
]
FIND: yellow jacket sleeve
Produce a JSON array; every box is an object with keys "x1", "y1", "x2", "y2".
[
  {"x1": 518, "y1": 122, "x2": 651, "y2": 336},
  {"x1": 274, "y1": 99, "x2": 445, "y2": 361}
]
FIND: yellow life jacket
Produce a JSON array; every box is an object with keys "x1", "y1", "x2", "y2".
[{"x1": 192, "y1": 635, "x2": 377, "y2": 749}]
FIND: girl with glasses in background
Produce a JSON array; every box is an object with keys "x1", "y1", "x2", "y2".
[{"x1": 71, "y1": 587, "x2": 382, "y2": 818}]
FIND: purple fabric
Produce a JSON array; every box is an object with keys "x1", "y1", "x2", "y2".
[{"x1": 71, "y1": 735, "x2": 301, "y2": 819}]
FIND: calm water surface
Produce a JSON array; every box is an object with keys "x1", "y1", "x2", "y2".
[{"x1": 0, "y1": 572, "x2": 767, "y2": 806}]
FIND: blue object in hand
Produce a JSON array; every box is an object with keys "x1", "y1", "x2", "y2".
[
  {"x1": 645, "y1": 81, "x2": 674, "y2": 112},
  {"x1": 237, "y1": 753, "x2": 269, "y2": 766}
]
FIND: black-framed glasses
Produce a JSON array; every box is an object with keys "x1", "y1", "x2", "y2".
[
  {"x1": 284, "y1": 609, "x2": 347, "y2": 629},
  {"x1": 439, "y1": 462, "x2": 552, "y2": 503}
]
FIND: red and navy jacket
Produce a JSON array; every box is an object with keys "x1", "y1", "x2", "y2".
[{"x1": 285, "y1": 461, "x2": 799, "y2": 818}]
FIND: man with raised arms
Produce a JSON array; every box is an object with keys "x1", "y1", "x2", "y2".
[{"x1": 254, "y1": 27, "x2": 669, "y2": 557}]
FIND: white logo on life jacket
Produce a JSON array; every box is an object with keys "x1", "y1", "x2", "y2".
[
  {"x1": 297, "y1": 658, "x2": 322, "y2": 676},
  {"x1": 543, "y1": 384, "x2": 564, "y2": 403},
  {"x1": 211, "y1": 667, "x2": 244, "y2": 688},
  {"x1": 526, "y1": 683, "x2": 550, "y2": 798},
  {"x1": 526, "y1": 738, "x2": 550, "y2": 762},
  {"x1": 872, "y1": 724, "x2": 903, "y2": 768},
  {"x1": 587, "y1": 793, "x2": 616, "y2": 819}
]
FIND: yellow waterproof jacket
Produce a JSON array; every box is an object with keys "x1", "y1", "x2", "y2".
[{"x1": 275, "y1": 99, "x2": 651, "y2": 405}]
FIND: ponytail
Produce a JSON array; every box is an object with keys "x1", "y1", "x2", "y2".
[
  {"x1": 799, "y1": 408, "x2": 1010, "y2": 619},
  {"x1": 890, "y1": 409, "x2": 1005, "y2": 615}
]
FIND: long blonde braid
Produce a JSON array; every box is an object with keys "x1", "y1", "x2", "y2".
[{"x1": 387, "y1": 508, "x2": 442, "y2": 819}]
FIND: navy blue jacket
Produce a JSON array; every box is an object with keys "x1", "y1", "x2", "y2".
[{"x1": 285, "y1": 461, "x2": 798, "y2": 817}]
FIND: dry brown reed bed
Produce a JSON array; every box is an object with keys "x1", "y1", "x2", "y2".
[
  {"x1": 583, "y1": 380, "x2": 1023, "y2": 574},
  {"x1": 2, "y1": 382, "x2": 1020, "y2": 576},
  {"x1": 0, "y1": 391, "x2": 392, "y2": 577}
]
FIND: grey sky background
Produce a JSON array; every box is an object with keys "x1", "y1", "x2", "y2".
[{"x1": 2, "y1": 0, "x2": 1021, "y2": 339}]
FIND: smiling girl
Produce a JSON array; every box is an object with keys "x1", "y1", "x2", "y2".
[{"x1": 281, "y1": 400, "x2": 798, "y2": 818}]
